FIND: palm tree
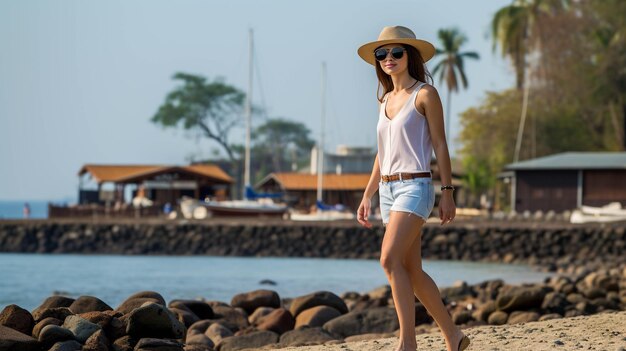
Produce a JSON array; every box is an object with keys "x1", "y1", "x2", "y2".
[
  {"x1": 491, "y1": 0, "x2": 570, "y2": 161},
  {"x1": 432, "y1": 28, "x2": 480, "y2": 145}
]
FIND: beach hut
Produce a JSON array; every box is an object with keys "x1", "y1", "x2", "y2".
[{"x1": 498, "y1": 152, "x2": 626, "y2": 212}]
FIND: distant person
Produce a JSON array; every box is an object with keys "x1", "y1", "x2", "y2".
[
  {"x1": 23, "y1": 202, "x2": 31, "y2": 219},
  {"x1": 356, "y1": 26, "x2": 468, "y2": 351}
]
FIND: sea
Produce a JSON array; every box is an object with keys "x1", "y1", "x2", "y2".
[
  {"x1": 0, "y1": 200, "x2": 51, "y2": 219},
  {"x1": 0, "y1": 253, "x2": 553, "y2": 311}
]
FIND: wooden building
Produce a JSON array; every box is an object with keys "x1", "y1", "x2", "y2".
[
  {"x1": 255, "y1": 173, "x2": 371, "y2": 212},
  {"x1": 499, "y1": 152, "x2": 626, "y2": 212},
  {"x1": 77, "y1": 164, "x2": 233, "y2": 205},
  {"x1": 255, "y1": 169, "x2": 464, "y2": 213}
]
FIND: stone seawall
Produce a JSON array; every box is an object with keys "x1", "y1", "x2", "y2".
[{"x1": 1, "y1": 220, "x2": 625, "y2": 273}]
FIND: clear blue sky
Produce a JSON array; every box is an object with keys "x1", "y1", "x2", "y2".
[{"x1": 0, "y1": 0, "x2": 514, "y2": 201}]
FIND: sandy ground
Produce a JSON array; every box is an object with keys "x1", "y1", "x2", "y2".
[{"x1": 276, "y1": 310, "x2": 626, "y2": 351}]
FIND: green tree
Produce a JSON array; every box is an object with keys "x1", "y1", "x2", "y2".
[
  {"x1": 252, "y1": 118, "x2": 315, "y2": 175},
  {"x1": 151, "y1": 72, "x2": 245, "y2": 162},
  {"x1": 458, "y1": 89, "x2": 522, "y2": 203},
  {"x1": 491, "y1": 0, "x2": 570, "y2": 161},
  {"x1": 431, "y1": 28, "x2": 479, "y2": 141}
]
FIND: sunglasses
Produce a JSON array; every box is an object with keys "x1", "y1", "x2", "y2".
[{"x1": 374, "y1": 47, "x2": 406, "y2": 61}]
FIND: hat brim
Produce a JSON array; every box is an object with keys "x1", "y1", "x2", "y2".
[{"x1": 357, "y1": 38, "x2": 436, "y2": 65}]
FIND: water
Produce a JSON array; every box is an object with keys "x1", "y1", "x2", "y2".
[
  {"x1": 0, "y1": 201, "x2": 51, "y2": 219},
  {"x1": 0, "y1": 254, "x2": 552, "y2": 311}
]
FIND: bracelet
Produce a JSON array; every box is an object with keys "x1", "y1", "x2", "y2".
[{"x1": 440, "y1": 185, "x2": 455, "y2": 191}]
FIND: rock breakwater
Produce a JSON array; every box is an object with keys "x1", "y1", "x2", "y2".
[{"x1": 0, "y1": 221, "x2": 625, "y2": 273}]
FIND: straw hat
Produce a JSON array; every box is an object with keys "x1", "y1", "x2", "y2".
[{"x1": 357, "y1": 26, "x2": 436, "y2": 65}]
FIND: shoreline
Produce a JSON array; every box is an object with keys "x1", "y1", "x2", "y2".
[
  {"x1": 1, "y1": 264, "x2": 624, "y2": 350},
  {"x1": 1, "y1": 220, "x2": 624, "y2": 350}
]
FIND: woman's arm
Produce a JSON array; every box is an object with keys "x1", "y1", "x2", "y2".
[
  {"x1": 363, "y1": 153, "x2": 381, "y2": 200},
  {"x1": 357, "y1": 153, "x2": 381, "y2": 228},
  {"x1": 418, "y1": 85, "x2": 456, "y2": 225}
]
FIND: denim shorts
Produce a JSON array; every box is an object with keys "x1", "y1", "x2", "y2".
[{"x1": 378, "y1": 176, "x2": 435, "y2": 226}]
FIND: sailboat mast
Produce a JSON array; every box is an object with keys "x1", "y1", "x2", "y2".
[
  {"x1": 317, "y1": 62, "x2": 326, "y2": 202},
  {"x1": 244, "y1": 28, "x2": 253, "y2": 199}
]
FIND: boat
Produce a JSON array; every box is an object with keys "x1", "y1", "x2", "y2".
[
  {"x1": 179, "y1": 29, "x2": 287, "y2": 219},
  {"x1": 289, "y1": 62, "x2": 354, "y2": 222},
  {"x1": 570, "y1": 202, "x2": 626, "y2": 223},
  {"x1": 290, "y1": 201, "x2": 355, "y2": 221}
]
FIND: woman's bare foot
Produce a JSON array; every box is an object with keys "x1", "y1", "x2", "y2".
[{"x1": 445, "y1": 328, "x2": 468, "y2": 351}]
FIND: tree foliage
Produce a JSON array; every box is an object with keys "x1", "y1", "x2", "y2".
[
  {"x1": 151, "y1": 72, "x2": 245, "y2": 161},
  {"x1": 460, "y1": 0, "x2": 626, "y2": 201}
]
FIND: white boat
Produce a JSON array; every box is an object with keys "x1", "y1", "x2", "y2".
[
  {"x1": 570, "y1": 202, "x2": 626, "y2": 223},
  {"x1": 289, "y1": 62, "x2": 354, "y2": 222},
  {"x1": 180, "y1": 29, "x2": 286, "y2": 219},
  {"x1": 290, "y1": 210, "x2": 354, "y2": 221}
]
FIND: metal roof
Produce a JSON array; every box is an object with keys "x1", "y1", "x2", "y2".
[
  {"x1": 504, "y1": 152, "x2": 626, "y2": 170},
  {"x1": 78, "y1": 164, "x2": 233, "y2": 184},
  {"x1": 256, "y1": 173, "x2": 371, "y2": 191}
]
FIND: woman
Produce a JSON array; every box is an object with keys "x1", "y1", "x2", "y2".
[{"x1": 356, "y1": 26, "x2": 470, "y2": 351}]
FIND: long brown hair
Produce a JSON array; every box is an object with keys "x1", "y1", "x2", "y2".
[{"x1": 375, "y1": 44, "x2": 433, "y2": 102}]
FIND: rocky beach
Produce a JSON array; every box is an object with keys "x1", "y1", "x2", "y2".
[{"x1": 0, "y1": 219, "x2": 625, "y2": 350}]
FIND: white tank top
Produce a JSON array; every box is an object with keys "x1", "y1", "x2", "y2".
[{"x1": 376, "y1": 81, "x2": 432, "y2": 176}]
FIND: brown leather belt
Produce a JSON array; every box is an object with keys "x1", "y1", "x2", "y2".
[{"x1": 381, "y1": 172, "x2": 431, "y2": 183}]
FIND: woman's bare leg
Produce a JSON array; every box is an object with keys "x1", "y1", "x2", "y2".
[
  {"x1": 403, "y1": 226, "x2": 466, "y2": 351},
  {"x1": 380, "y1": 210, "x2": 425, "y2": 351}
]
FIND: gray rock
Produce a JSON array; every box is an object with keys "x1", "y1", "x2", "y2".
[
  {"x1": 279, "y1": 326, "x2": 338, "y2": 346},
  {"x1": 256, "y1": 308, "x2": 294, "y2": 334},
  {"x1": 185, "y1": 333, "x2": 214, "y2": 348},
  {"x1": 487, "y1": 311, "x2": 508, "y2": 325},
  {"x1": 38, "y1": 325, "x2": 75, "y2": 347},
  {"x1": 187, "y1": 320, "x2": 213, "y2": 336},
  {"x1": 496, "y1": 286, "x2": 546, "y2": 312},
  {"x1": 68, "y1": 296, "x2": 112, "y2": 314},
  {"x1": 295, "y1": 305, "x2": 342, "y2": 328},
  {"x1": 452, "y1": 310, "x2": 473, "y2": 325},
  {"x1": 366, "y1": 285, "x2": 392, "y2": 300},
  {"x1": 32, "y1": 307, "x2": 73, "y2": 324},
  {"x1": 123, "y1": 291, "x2": 166, "y2": 306},
  {"x1": 63, "y1": 314, "x2": 101, "y2": 343},
  {"x1": 289, "y1": 291, "x2": 348, "y2": 318},
  {"x1": 116, "y1": 297, "x2": 163, "y2": 315},
  {"x1": 211, "y1": 305, "x2": 249, "y2": 332},
  {"x1": 169, "y1": 300, "x2": 215, "y2": 320},
  {"x1": 541, "y1": 292, "x2": 569, "y2": 314},
  {"x1": 31, "y1": 296, "x2": 75, "y2": 321},
  {"x1": 217, "y1": 330, "x2": 279, "y2": 351},
  {"x1": 82, "y1": 329, "x2": 109, "y2": 351},
  {"x1": 441, "y1": 281, "x2": 474, "y2": 301},
  {"x1": 248, "y1": 306, "x2": 274, "y2": 325},
  {"x1": 507, "y1": 311, "x2": 540, "y2": 324},
  {"x1": 169, "y1": 307, "x2": 200, "y2": 328},
  {"x1": 0, "y1": 325, "x2": 40, "y2": 351},
  {"x1": 322, "y1": 306, "x2": 399, "y2": 338},
  {"x1": 0, "y1": 304, "x2": 34, "y2": 336},
  {"x1": 205, "y1": 322, "x2": 233, "y2": 346},
  {"x1": 112, "y1": 335, "x2": 139, "y2": 351},
  {"x1": 472, "y1": 301, "x2": 496, "y2": 322},
  {"x1": 32, "y1": 317, "x2": 63, "y2": 338},
  {"x1": 126, "y1": 302, "x2": 186, "y2": 339},
  {"x1": 230, "y1": 289, "x2": 281, "y2": 315}
]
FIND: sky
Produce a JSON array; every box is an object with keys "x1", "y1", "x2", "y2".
[{"x1": 0, "y1": 0, "x2": 515, "y2": 201}]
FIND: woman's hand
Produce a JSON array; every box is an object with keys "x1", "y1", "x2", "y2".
[
  {"x1": 357, "y1": 197, "x2": 373, "y2": 228},
  {"x1": 439, "y1": 191, "x2": 456, "y2": 225}
]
